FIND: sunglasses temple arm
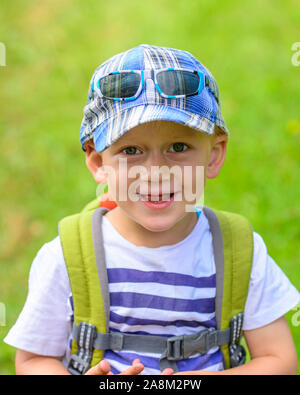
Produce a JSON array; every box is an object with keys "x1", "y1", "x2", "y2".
[{"x1": 205, "y1": 76, "x2": 219, "y2": 104}]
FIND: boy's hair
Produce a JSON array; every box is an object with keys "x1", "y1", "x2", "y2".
[
  {"x1": 80, "y1": 44, "x2": 229, "y2": 154},
  {"x1": 214, "y1": 125, "x2": 227, "y2": 137}
]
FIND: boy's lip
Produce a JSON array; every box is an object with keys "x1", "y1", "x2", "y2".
[
  {"x1": 138, "y1": 192, "x2": 175, "y2": 202},
  {"x1": 139, "y1": 193, "x2": 176, "y2": 209}
]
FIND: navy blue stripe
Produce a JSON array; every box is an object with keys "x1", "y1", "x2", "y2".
[
  {"x1": 109, "y1": 326, "x2": 218, "y2": 338},
  {"x1": 109, "y1": 327, "x2": 170, "y2": 337},
  {"x1": 108, "y1": 268, "x2": 216, "y2": 288},
  {"x1": 109, "y1": 365, "x2": 121, "y2": 375},
  {"x1": 110, "y1": 292, "x2": 215, "y2": 313},
  {"x1": 110, "y1": 311, "x2": 216, "y2": 329}
]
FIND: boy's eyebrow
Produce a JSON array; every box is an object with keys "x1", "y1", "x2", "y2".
[
  {"x1": 168, "y1": 135, "x2": 198, "y2": 139},
  {"x1": 116, "y1": 133, "x2": 200, "y2": 143}
]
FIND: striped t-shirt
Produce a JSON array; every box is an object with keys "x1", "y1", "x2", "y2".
[
  {"x1": 5, "y1": 207, "x2": 300, "y2": 374},
  {"x1": 69, "y1": 210, "x2": 224, "y2": 374}
]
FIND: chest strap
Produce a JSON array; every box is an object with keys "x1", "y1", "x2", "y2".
[{"x1": 68, "y1": 313, "x2": 243, "y2": 375}]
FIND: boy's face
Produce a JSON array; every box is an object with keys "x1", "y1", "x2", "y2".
[{"x1": 86, "y1": 121, "x2": 227, "y2": 233}]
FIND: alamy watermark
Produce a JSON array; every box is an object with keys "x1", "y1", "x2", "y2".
[
  {"x1": 0, "y1": 302, "x2": 5, "y2": 326},
  {"x1": 0, "y1": 42, "x2": 6, "y2": 66},
  {"x1": 291, "y1": 302, "x2": 300, "y2": 327},
  {"x1": 291, "y1": 42, "x2": 300, "y2": 67},
  {"x1": 96, "y1": 159, "x2": 205, "y2": 211}
]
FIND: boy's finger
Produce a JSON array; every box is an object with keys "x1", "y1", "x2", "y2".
[
  {"x1": 132, "y1": 358, "x2": 141, "y2": 365},
  {"x1": 85, "y1": 359, "x2": 111, "y2": 375},
  {"x1": 118, "y1": 362, "x2": 144, "y2": 375},
  {"x1": 161, "y1": 368, "x2": 174, "y2": 375}
]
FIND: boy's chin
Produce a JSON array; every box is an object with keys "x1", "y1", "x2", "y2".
[
  {"x1": 116, "y1": 202, "x2": 190, "y2": 233},
  {"x1": 139, "y1": 221, "x2": 172, "y2": 233},
  {"x1": 135, "y1": 213, "x2": 182, "y2": 233}
]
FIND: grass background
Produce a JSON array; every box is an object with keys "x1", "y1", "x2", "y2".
[{"x1": 0, "y1": 0, "x2": 299, "y2": 374}]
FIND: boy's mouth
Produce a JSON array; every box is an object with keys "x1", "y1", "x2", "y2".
[{"x1": 139, "y1": 192, "x2": 175, "y2": 203}]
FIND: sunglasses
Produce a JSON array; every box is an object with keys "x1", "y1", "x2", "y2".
[{"x1": 92, "y1": 68, "x2": 219, "y2": 103}]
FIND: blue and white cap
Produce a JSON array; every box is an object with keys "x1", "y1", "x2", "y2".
[{"x1": 80, "y1": 44, "x2": 229, "y2": 153}]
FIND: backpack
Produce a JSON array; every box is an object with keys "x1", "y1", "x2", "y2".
[{"x1": 58, "y1": 197, "x2": 253, "y2": 374}]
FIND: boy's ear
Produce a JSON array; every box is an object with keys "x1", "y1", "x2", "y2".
[
  {"x1": 206, "y1": 134, "x2": 228, "y2": 179},
  {"x1": 85, "y1": 142, "x2": 107, "y2": 184}
]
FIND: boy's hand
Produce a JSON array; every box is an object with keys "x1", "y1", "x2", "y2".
[
  {"x1": 85, "y1": 358, "x2": 144, "y2": 375},
  {"x1": 85, "y1": 359, "x2": 174, "y2": 375}
]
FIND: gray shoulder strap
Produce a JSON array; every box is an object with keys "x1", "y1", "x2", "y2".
[
  {"x1": 91, "y1": 206, "x2": 110, "y2": 332},
  {"x1": 202, "y1": 206, "x2": 224, "y2": 331}
]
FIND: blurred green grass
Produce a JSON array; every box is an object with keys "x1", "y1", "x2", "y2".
[{"x1": 0, "y1": 0, "x2": 299, "y2": 374}]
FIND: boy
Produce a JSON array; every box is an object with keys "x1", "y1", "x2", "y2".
[{"x1": 4, "y1": 44, "x2": 300, "y2": 375}]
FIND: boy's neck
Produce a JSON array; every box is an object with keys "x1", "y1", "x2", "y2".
[{"x1": 104, "y1": 207, "x2": 198, "y2": 248}]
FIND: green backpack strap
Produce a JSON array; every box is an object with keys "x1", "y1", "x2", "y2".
[
  {"x1": 203, "y1": 206, "x2": 254, "y2": 369},
  {"x1": 58, "y1": 204, "x2": 109, "y2": 374},
  {"x1": 81, "y1": 196, "x2": 101, "y2": 212}
]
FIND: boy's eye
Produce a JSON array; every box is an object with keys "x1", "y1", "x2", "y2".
[
  {"x1": 122, "y1": 146, "x2": 141, "y2": 155},
  {"x1": 168, "y1": 142, "x2": 188, "y2": 153}
]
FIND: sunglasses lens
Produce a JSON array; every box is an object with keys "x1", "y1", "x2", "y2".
[
  {"x1": 100, "y1": 72, "x2": 141, "y2": 98},
  {"x1": 157, "y1": 70, "x2": 200, "y2": 96}
]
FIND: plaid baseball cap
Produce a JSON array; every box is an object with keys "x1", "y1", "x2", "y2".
[{"x1": 80, "y1": 44, "x2": 228, "y2": 153}]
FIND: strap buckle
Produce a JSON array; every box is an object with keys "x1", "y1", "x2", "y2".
[
  {"x1": 229, "y1": 344, "x2": 246, "y2": 367},
  {"x1": 167, "y1": 335, "x2": 184, "y2": 361},
  {"x1": 67, "y1": 322, "x2": 97, "y2": 375},
  {"x1": 166, "y1": 329, "x2": 211, "y2": 361},
  {"x1": 68, "y1": 354, "x2": 91, "y2": 375}
]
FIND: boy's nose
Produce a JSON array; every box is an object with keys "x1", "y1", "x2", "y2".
[
  {"x1": 139, "y1": 154, "x2": 176, "y2": 192},
  {"x1": 142, "y1": 150, "x2": 168, "y2": 171}
]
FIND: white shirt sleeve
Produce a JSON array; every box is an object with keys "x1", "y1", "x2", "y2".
[
  {"x1": 4, "y1": 236, "x2": 72, "y2": 357},
  {"x1": 243, "y1": 231, "x2": 300, "y2": 330}
]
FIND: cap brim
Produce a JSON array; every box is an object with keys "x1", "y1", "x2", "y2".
[{"x1": 92, "y1": 104, "x2": 228, "y2": 153}]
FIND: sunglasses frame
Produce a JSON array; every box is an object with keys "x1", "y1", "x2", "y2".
[{"x1": 92, "y1": 68, "x2": 219, "y2": 103}]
